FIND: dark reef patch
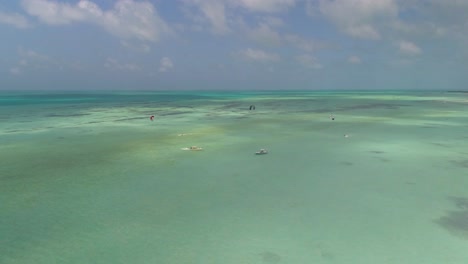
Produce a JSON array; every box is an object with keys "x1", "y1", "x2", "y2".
[
  {"x1": 435, "y1": 196, "x2": 468, "y2": 239},
  {"x1": 431, "y1": 142, "x2": 451, "y2": 148},
  {"x1": 373, "y1": 157, "x2": 390, "y2": 162},
  {"x1": 113, "y1": 117, "x2": 146, "y2": 122},
  {"x1": 159, "y1": 111, "x2": 193, "y2": 116},
  {"x1": 45, "y1": 113, "x2": 90, "y2": 117},
  {"x1": 259, "y1": 251, "x2": 282, "y2": 263},
  {"x1": 450, "y1": 159, "x2": 468, "y2": 168}
]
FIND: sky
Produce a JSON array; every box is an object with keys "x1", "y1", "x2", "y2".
[{"x1": 0, "y1": 0, "x2": 467, "y2": 90}]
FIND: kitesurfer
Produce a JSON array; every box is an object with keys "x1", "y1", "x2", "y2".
[{"x1": 150, "y1": 115, "x2": 155, "y2": 121}]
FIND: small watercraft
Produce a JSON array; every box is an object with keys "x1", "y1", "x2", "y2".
[
  {"x1": 255, "y1": 149, "x2": 268, "y2": 155},
  {"x1": 181, "y1": 146, "x2": 203, "y2": 151},
  {"x1": 190, "y1": 146, "x2": 203, "y2": 151}
]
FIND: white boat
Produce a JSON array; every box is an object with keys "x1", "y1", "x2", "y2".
[
  {"x1": 255, "y1": 149, "x2": 268, "y2": 155},
  {"x1": 181, "y1": 146, "x2": 203, "y2": 151}
]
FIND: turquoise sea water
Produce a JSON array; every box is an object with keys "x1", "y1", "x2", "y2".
[{"x1": 1, "y1": 91, "x2": 468, "y2": 263}]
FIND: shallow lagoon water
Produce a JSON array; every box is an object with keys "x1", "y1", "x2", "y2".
[{"x1": 1, "y1": 91, "x2": 468, "y2": 263}]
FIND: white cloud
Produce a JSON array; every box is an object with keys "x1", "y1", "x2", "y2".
[
  {"x1": 391, "y1": 20, "x2": 427, "y2": 35},
  {"x1": 398, "y1": 40, "x2": 422, "y2": 55},
  {"x1": 11, "y1": 48, "x2": 59, "y2": 74},
  {"x1": 10, "y1": 67, "x2": 21, "y2": 75},
  {"x1": 201, "y1": 0, "x2": 229, "y2": 34},
  {"x1": 346, "y1": 24, "x2": 380, "y2": 40},
  {"x1": 388, "y1": 58, "x2": 413, "y2": 66},
  {"x1": 159, "y1": 57, "x2": 174, "y2": 72},
  {"x1": 348, "y1": 55, "x2": 362, "y2": 64},
  {"x1": 285, "y1": 34, "x2": 323, "y2": 52},
  {"x1": 394, "y1": 0, "x2": 468, "y2": 41},
  {"x1": 261, "y1": 16, "x2": 284, "y2": 27},
  {"x1": 182, "y1": 0, "x2": 229, "y2": 34},
  {"x1": 248, "y1": 23, "x2": 282, "y2": 46},
  {"x1": 105, "y1": 58, "x2": 140, "y2": 71},
  {"x1": 182, "y1": 0, "x2": 294, "y2": 35},
  {"x1": 238, "y1": 48, "x2": 280, "y2": 62},
  {"x1": 121, "y1": 41, "x2": 151, "y2": 53},
  {"x1": 296, "y1": 54, "x2": 322, "y2": 69},
  {"x1": 17, "y1": 48, "x2": 56, "y2": 69},
  {"x1": 232, "y1": 0, "x2": 296, "y2": 12},
  {"x1": 318, "y1": 0, "x2": 398, "y2": 40},
  {"x1": 22, "y1": 0, "x2": 170, "y2": 42},
  {"x1": 416, "y1": 0, "x2": 468, "y2": 22},
  {"x1": 21, "y1": 0, "x2": 92, "y2": 25},
  {"x1": 241, "y1": 19, "x2": 331, "y2": 51},
  {"x1": 0, "y1": 11, "x2": 32, "y2": 29},
  {"x1": 305, "y1": 0, "x2": 319, "y2": 16},
  {"x1": 19, "y1": 48, "x2": 50, "y2": 61}
]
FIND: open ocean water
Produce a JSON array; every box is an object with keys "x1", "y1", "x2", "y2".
[{"x1": 1, "y1": 90, "x2": 468, "y2": 263}]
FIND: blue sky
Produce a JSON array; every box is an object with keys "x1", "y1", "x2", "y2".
[{"x1": 0, "y1": 0, "x2": 467, "y2": 90}]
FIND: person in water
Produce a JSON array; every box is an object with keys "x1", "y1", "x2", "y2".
[{"x1": 329, "y1": 114, "x2": 335, "y2": 120}]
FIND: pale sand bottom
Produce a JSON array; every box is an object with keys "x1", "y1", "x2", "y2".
[{"x1": 1, "y1": 92, "x2": 468, "y2": 263}]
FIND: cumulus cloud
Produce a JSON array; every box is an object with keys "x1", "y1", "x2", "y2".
[
  {"x1": 0, "y1": 11, "x2": 32, "y2": 29},
  {"x1": 182, "y1": 0, "x2": 295, "y2": 34},
  {"x1": 19, "y1": 48, "x2": 51, "y2": 62},
  {"x1": 159, "y1": 57, "x2": 174, "y2": 72},
  {"x1": 416, "y1": 0, "x2": 468, "y2": 24},
  {"x1": 22, "y1": 0, "x2": 170, "y2": 42},
  {"x1": 394, "y1": 0, "x2": 468, "y2": 41},
  {"x1": 196, "y1": 0, "x2": 229, "y2": 34},
  {"x1": 398, "y1": 40, "x2": 422, "y2": 55},
  {"x1": 348, "y1": 55, "x2": 362, "y2": 64},
  {"x1": 105, "y1": 58, "x2": 140, "y2": 71},
  {"x1": 238, "y1": 48, "x2": 280, "y2": 62},
  {"x1": 121, "y1": 41, "x2": 151, "y2": 53},
  {"x1": 22, "y1": 0, "x2": 88, "y2": 25},
  {"x1": 10, "y1": 67, "x2": 21, "y2": 75},
  {"x1": 241, "y1": 17, "x2": 332, "y2": 52},
  {"x1": 247, "y1": 23, "x2": 282, "y2": 46},
  {"x1": 285, "y1": 34, "x2": 326, "y2": 52},
  {"x1": 182, "y1": 0, "x2": 229, "y2": 34},
  {"x1": 296, "y1": 54, "x2": 322, "y2": 69},
  {"x1": 317, "y1": 0, "x2": 398, "y2": 40},
  {"x1": 17, "y1": 48, "x2": 57, "y2": 68},
  {"x1": 261, "y1": 16, "x2": 284, "y2": 27},
  {"x1": 305, "y1": 0, "x2": 319, "y2": 16},
  {"x1": 233, "y1": 0, "x2": 296, "y2": 13},
  {"x1": 309, "y1": 0, "x2": 468, "y2": 44},
  {"x1": 11, "y1": 48, "x2": 60, "y2": 74}
]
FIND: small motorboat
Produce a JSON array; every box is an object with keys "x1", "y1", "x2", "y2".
[
  {"x1": 255, "y1": 149, "x2": 268, "y2": 155},
  {"x1": 190, "y1": 146, "x2": 203, "y2": 151},
  {"x1": 181, "y1": 146, "x2": 203, "y2": 151}
]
